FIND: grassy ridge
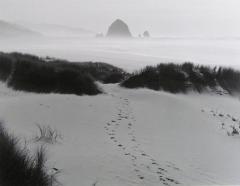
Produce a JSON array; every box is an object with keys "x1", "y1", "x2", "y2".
[
  {"x1": 121, "y1": 63, "x2": 240, "y2": 94},
  {"x1": 0, "y1": 52, "x2": 127, "y2": 95},
  {"x1": 2, "y1": 52, "x2": 239, "y2": 95}
]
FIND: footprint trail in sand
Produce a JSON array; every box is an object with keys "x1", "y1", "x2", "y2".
[{"x1": 104, "y1": 93, "x2": 181, "y2": 185}]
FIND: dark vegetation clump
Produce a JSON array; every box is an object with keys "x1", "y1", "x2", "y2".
[
  {"x1": 121, "y1": 62, "x2": 240, "y2": 94},
  {"x1": 0, "y1": 54, "x2": 13, "y2": 81},
  {"x1": 0, "y1": 122, "x2": 53, "y2": 186},
  {"x1": 75, "y1": 62, "x2": 128, "y2": 84},
  {"x1": 0, "y1": 52, "x2": 128, "y2": 95},
  {"x1": 216, "y1": 67, "x2": 240, "y2": 93}
]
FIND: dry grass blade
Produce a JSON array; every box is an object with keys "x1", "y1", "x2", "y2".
[{"x1": 34, "y1": 124, "x2": 63, "y2": 144}]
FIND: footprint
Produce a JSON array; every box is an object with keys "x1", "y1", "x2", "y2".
[
  {"x1": 158, "y1": 168, "x2": 167, "y2": 172},
  {"x1": 159, "y1": 177, "x2": 166, "y2": 182},
  {"x1": 131, "y1": 155, "x2": 137, "y2": 160},
  {"x1": 232, "y1": 117, "x2": 237, "y2": 122},
  {"x1": 163, "y1": 182, "x2": 170, "y2": 186},
  {"x1": 156, "y1": 171, "x2": 163, "y2": 175},
  {"x1": 166, "y1": 178, "x2": 175, "y2": 182},
  {"x1": 166, "y1": 177, "x2": 180, "y2": 184},
  {"x1": 172, "y1": 167, "x2": 181, "y2": 171},
  {"x1": 134, "y1": 169, "x2": 140, "y2": 172}
]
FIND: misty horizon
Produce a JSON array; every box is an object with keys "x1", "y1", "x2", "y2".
[
  {"x1": 1, "y1": 0, "x2": 240, "y2": 71},
  {"x1": 1, "y1": 0, "x2": 240, "y2": 37}
]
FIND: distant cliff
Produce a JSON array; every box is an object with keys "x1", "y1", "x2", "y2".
[{"x1": 0, "y1": 20, "x2": 39, "y2": 38}]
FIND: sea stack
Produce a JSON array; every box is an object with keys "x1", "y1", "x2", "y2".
[
  {"x1": 107, "y1": 19, "x2": 132, "y2": 38},
  {"x1": 143, "y1": 30, "x2": 150, "y2": 38}
]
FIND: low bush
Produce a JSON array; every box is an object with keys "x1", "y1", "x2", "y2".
[
  {"x1": 0, "y1": 54, "x2": 13, "y2": 81},
  {"x1": 76, "y1": 62, "x2": 128, "y2": 83},
  {"x1": 0, "y1": 122, "x2": 54, "y2": 186},
  {"x1": 7, "y1": 59, "x2": 100, "y2": 95},
  {"x1": 216, "y1": 67, "x2": 240, "y2": 93},
  {"x1": 0, "y1": 52, "x2": 128, "y2": 95},
  {"x1": 121, "y1": 62, "x2": 240, "y2": 94}
]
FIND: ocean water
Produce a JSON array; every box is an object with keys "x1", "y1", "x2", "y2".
[{"x1": 1, "y1": 37, "x2": 240, "y2": 71}]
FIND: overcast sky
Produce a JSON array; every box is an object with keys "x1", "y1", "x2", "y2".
[{"x1": 0, "y1": 0, "x2": 240, "y2": 36}]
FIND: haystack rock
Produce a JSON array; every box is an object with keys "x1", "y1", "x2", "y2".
[
  {"x1": 143, "y1": 30, "x2": 150, "y2": 38},
  {"x1": 107, "y1": 19, "x2": 132, "y2": 38}
]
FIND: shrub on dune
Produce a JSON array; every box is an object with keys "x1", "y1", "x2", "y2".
[
  {"x1": 0, "y1": 52, "x2": 102, "y2": 95},
  {"x1": 0, "y1": 52, "x2": 128, "y2": 95},
  {"x1": 121, "y1": 62, "x2": 240, "y2": 94},
  {"x1": 0, "y1": 54, "x2": 13, "y2": 82},
  {"x1": 121, "y1": 64, "x2": 188, "y2": 93},
  {"x1": 0, "y1": 122, "x2": 53, "y2": 186},
  {"x1": 7, "y1": 59, "x2": 101, "y2": 95},
  {"x1": 8, "y1": 59, "x2": 57, "y2": 93},
  {"x1": 216, "y1": 67, "x2": 240, "y2": 93}
]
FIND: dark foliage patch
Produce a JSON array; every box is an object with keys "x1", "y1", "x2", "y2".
[
  {"x1": 76, "y1": 62, "x2": 128, "y2": 84},
  {"x1": 0, "y1": 52, "x2": 128, "y2": 95},
  {"x1": 0, "y1": 54, "x2": 13, "y2": 81},
  {"x1": 121, "y1": 62, "x2": 240, "y2": 94},
  {"x1": 0, "y1": 122, "x2": 53, "y2": 186}
]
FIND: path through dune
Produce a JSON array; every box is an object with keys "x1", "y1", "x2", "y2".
[{"x1": 1, "y1": 83, "x2": 240, "y2": 185}]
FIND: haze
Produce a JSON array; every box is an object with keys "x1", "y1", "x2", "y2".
[
  {"x1": 1, "y1": 0, "x2": 240, "y2": 71},
  {"x1": 1, "y1": 0, "x2": 240, "y2": 36}
]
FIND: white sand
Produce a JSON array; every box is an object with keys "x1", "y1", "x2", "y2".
[{"x1": 0, "y1": 82, "x2": 240, "y2": 186}]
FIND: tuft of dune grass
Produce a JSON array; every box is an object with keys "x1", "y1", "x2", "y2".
[
  {"x1": 0, "y1": 122, "x2": 55, "y2": 186},
  {"x1": 121, "y1": 62, "x2": 240, "y2": 94}
]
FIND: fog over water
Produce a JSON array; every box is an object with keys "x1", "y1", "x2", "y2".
[
  {"x1": 1, "y1": 0, "x2": 240, "y2": 71},
  {"x1": 1, "y1": 37, "x2": 240, "y2": 72},
  {"x1": 1, "y1": 0, "x2": 240, "y2": 37}
]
